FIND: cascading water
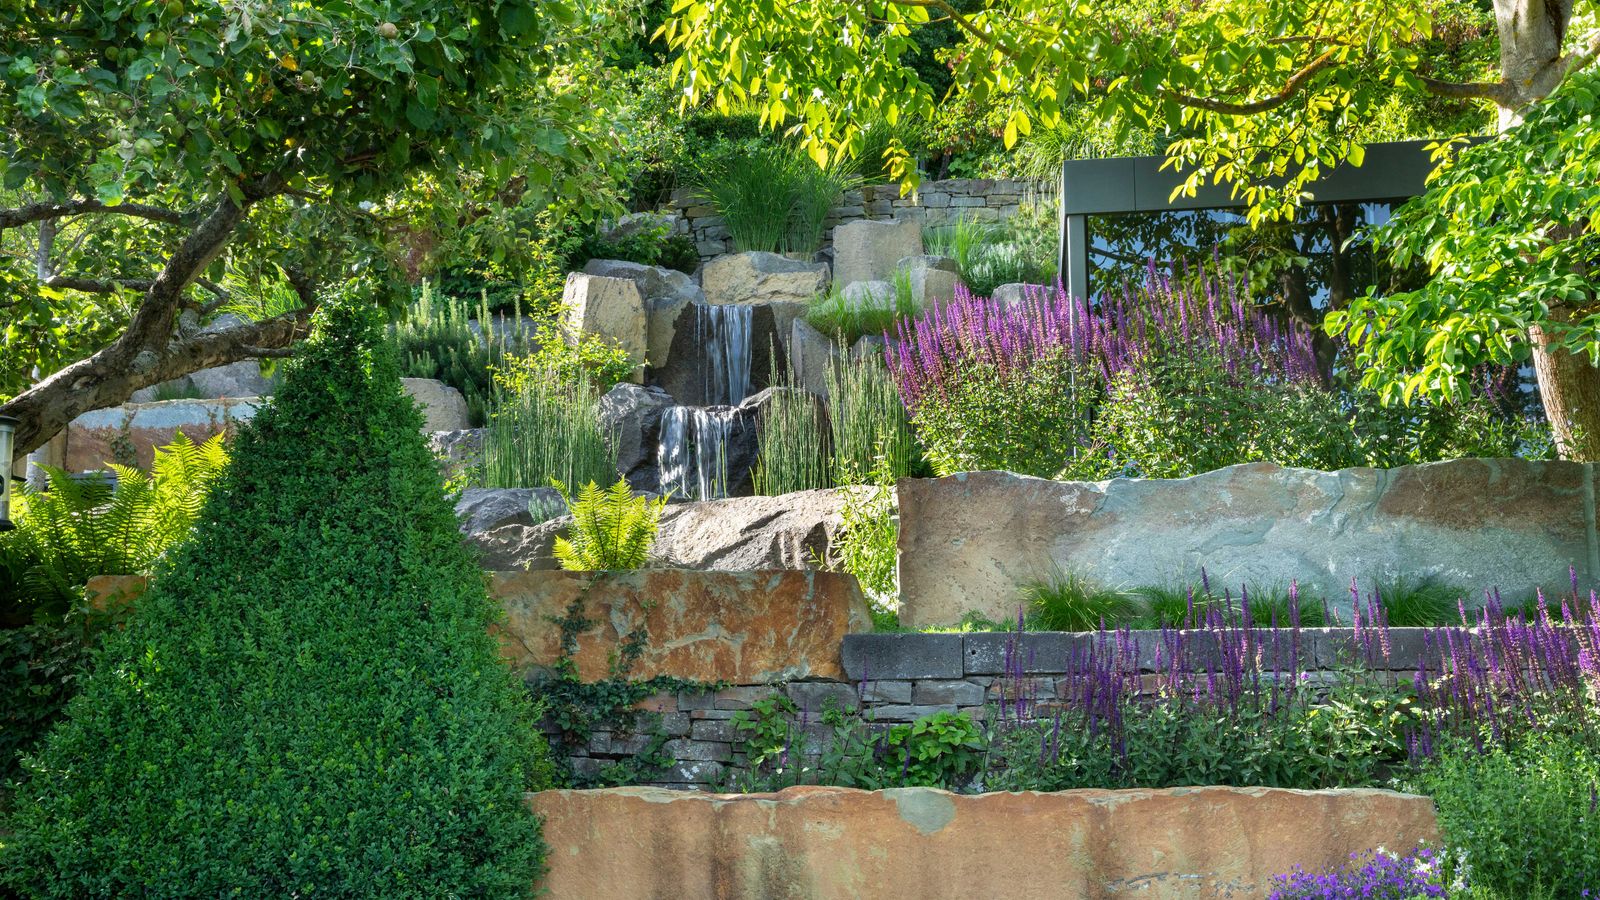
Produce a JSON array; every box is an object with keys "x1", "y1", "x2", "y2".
[
  {"x1": 656, "y1": 406, "x2": 735, "y2": 501},
  {"x1": 653, "y1": 303, "x2": 756, "y2": 500},
  {"x1": 699, "y1": 303, "x2": 753, "y2": 406}
]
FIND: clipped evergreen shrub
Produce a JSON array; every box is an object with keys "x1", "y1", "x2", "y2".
[{"x1": 2, "y1": 292, "x2": 549, "y2": 897}]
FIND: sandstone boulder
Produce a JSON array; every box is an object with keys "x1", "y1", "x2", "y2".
[
  {"x1": 842, "y1": 279, "x2": 894, "y2": 308},
  {"x1": 582, "y1": 259, "x2": 704, "y2": 369},
  {"x1": 991, "y1": 282, "x2": 1051, "y2": 307},
  {"x1": 897, "y1": 461, "x2": 1600, "y2": 628},
  {"x1": 491, "y1": 568, "x2": 872, "y2": 682},
  {"x1": 562, "y1": 272, "x2": 648, "y2": 380},
  {"x1": 64, "y1": 398, "x2": 261, "y2": 471},
  {"x1": 702, "y1": 251, "x2": 830, "y2": 306},
  {"x1": 833, "y1": 218, "x2": 923, "y2": 288},
  {"x1": 400, "y1": 378, "x2": 471, "y2": 432},
  {"x1": 531, "y1": 785, "x2": 1439, "y2": 900}
]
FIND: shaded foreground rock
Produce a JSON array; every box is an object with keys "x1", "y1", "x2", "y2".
[
  {"x1": 467, "y1": 487, "x2": 849, "y2": 572},
  {"x1": 530, "y1": 785, "x2": 1439, "y2": 900},
  {"x1": 897, "y1": 460, "x2": 1600, "y2": 628},
  {"x1": 491, "y1": 569, "x2": 872, "y2": 682}
]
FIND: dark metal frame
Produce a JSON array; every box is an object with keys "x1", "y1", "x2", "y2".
[{"x1": 1057, "y1": 139, "x2": 1451, "y2": 300}]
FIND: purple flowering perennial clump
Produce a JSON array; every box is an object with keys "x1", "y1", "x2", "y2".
[
  {"x1": 884, "y1": 265, "x2": 1321, "y2": 420},
  {"x1": 1268, "y1": 847, "x2": 1450, "y2": 900}
]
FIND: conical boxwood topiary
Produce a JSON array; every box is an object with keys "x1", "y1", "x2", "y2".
[{"x1": 2, "y1": 293, "x2": 548, "y2": 897}]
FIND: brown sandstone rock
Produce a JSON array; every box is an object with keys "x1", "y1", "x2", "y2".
[
  {"x1": 490, "y1": 568, "x2": 872, "y2": 682},
  {"x1": 529, "y1": 784, "x2": 1440, "y2": 900}
]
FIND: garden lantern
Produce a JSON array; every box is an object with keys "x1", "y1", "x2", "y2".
[{"x1": 0, "y1": 415, "x2": 16, "y2": 530}]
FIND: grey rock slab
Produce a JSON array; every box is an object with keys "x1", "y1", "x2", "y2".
[{"x1": 841, "y1": 633, "x2": 963, "y2": 680}]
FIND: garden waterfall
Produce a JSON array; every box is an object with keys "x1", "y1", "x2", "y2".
[{"x1": 656, "y1": 303, "x2": 753, "y2": 500}]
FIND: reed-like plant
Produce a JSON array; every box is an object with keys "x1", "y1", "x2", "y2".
[
  {"x1": 752, "y1": 361, "x2": 830, "y2": 496},
  {"x1": 478, "y1": 374, "x2": 616, "y2": 490},
  {"x1": 825, "y1": 345, "x2": 915, "y2": 485},
  {"x1": 804, "y1": 268, "x2": 921, "y2": 345}
]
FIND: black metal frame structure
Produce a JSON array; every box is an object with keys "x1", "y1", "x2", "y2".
[{"x1": 1057, "y1": 139, "x2": 1455, "y2": 300}]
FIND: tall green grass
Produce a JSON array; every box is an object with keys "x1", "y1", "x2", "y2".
[
  {"x1": 692, "y1": 143, "x2": 861, "y2": 254},
  {"x1": 825, "y1": 345, "x2": 916, "y2": 485},
  {"x1": 479, "y1": 375, "x2": 617, "y2": 490},
  {"x1": 804, "y1": 268, "x2": 921, "y2": 345},
  {"x1": 752, "y1": 356, "x2": 830, "y2": 496},
  {"x1": 927, "y1": 212, "x2": 1059, "y2": 298},
  {"x1": 1023, "y1": 570, "x2": 1141, "y2": 631}
]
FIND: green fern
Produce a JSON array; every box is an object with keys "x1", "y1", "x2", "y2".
[
  {"x1": 4, "y1": 432, "x2": 228, "y2": 617},
  {"x1": 550, "y1": 478, "x2": 666, "y2": 571}
]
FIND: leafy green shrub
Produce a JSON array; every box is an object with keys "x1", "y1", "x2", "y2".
[
  {"x1": 572, "y1": 218, "x2": 699, "y2": 275},
  {"x1": 551, "y1": 479, "x2": 666, "y2": 571},
  {"x1": 829, "y1": 457, "x2": 901, "y2": 626},
  {"x1": 390, "y1": 282, "x2": 533, "y2": 426},
  {"x1": 479, "y1": 374, "x2": 617, "y2": 490},
  {"x1": 690, "y1": 142, "x2": 860, "y2": 254},
  {"x1": 927, "y1": 213, "x2": 1058, "y2": 298},
  {"x1": 1, "y1": 433, "x2": 228, "y2": 621},
  {"x1": 1022, "y1": 570, "x2": 1140, "y2": 631},
  {"x1": 1412, "y1": 735, "x2": 1600, "y2": 898},
  {"x1": 1, "y1": 294, "x2": 548, "y2": 897},
  {"x1": 0, "y1": 622, "x2": 94, "y2": 784}
]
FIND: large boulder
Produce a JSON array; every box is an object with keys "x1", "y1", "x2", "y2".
[
  {"x1": 491, "y1": 569, "x2": 872, "y2": 682},
  {"x1": 562, "y1": 272, "x2": 648, "y2": 380},
  {"x1": 652, "y1": 303, "x2": 782, "y2": 407},
  {"x1": 454, "y1": 487, "x2": 565, "y2": 535},
  {"x1": 701, "y1": 251, "x2": 830, "y2": 306},
  {"x1": 897, "y1": 461, "x2": 1600, "y2": 628},
  {"x1": 833, "y1": 218, "x2": 923, "y2": 289},
  {"x1": 467, "y1": 485, "x2": 849, "y2": 572},
  {"x1": 64, "y1": 398, "x2": 261, "y2": 471},
  {"x1": 131, "y1": 359, "x2": 278, "y2": 402},
  {"x1": 531, "y1": 785, "x2": 1440, "y2": 900},
  {"x1": 401, "y1": 378, "x2": 471, "y2": 432},
  {"x1": 598, "y1": 383, "x2": 676, "y2": 490},
  {"x1": 790, "y1": 317, "x2": 841, "y2": 400},
  {"x1": 582, "y1": 259, "x2": 705, "y2": 370},
  {"x1": 901, "y1": 254, "x2": 960, "y2": 311},
  {"x1": 991, "y1": 282, "x2": 1051, "y2": 307}
]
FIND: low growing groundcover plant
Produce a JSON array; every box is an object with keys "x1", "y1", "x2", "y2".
[{"x1": 1, "y1": 292, "x2": 550, "y2": 897}]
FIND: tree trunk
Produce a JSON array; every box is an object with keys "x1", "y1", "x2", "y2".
[
  {"x1": 0, "y1": 188, "x2": 309, "y2": 458},
  {"x1": 1494, "y1": 0, "x2": 1596, "y2": 457}
]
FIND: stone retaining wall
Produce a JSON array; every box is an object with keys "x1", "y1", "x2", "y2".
[
  {"x1": 531, "y1": 784, "x2": 1440, "y2": 899},
  {"x1": 559, "y1": 628, "x2": 1442, "y2": 789},
  {"x1": 672, "y1": 178, "x2": 1043, "y2": 261}
]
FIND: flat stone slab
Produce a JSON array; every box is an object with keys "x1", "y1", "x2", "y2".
[
  {"x1": 491, "y1": 569, "x2": 872, "y2": 682},
  {"x1": 530, "y1": 785, "x2": 1439, "y2": 899},
  {"x1": 898, "y1": 460, "x2": 1600, "y2": 628}
]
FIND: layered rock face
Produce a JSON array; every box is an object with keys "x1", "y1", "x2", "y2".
[
  {"x1": 491, "y1": 569, "x2": 872, "y2": 682},
  {"x1": 897, "y1": 460, "x2": 1600, "y2": 627},
  {"x1": 530, "y1": 785, "x2": 1440, "y2": 900},
  {"x1": 464, "y1": 486, "x2": 848, "y2": 572}
]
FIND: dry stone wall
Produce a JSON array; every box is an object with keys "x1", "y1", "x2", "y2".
[{"x1": 672, "y1": 178, "x2": 1041, "y2": 261}]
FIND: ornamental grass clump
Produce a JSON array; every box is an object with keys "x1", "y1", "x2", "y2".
[{"x1": 1, "y1": 293, "x2": 549, "y2": 897}]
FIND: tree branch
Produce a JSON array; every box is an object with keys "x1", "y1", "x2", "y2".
[
  {"x1": 41, "y1": 275, "x2": 155, "y2": 294},
  {"x1": 0, "y1": 199, "x2": 187, "y2": 231},
  {"x1": 1418, "y1": 74, "x2": 1515, "y2": 104},
  {"x1": 1158, "y1": 48, "x2": 1341, "y2": 115}
]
